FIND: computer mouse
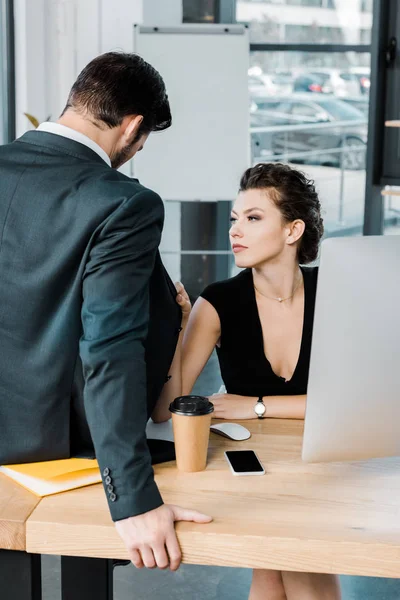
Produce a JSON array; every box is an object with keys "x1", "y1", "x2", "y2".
[{"x1": 210, "y1": 422, "x2": 251, "y2": 441}]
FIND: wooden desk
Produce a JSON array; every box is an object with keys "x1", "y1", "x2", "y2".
[
  {"x1": 0, "y1": 473, "x2": 40, "y2": 551},
  {"x1": 24, "y1": 418, "x2": 400, "y2": 598},
  {"x1": 0, "y1": 474, "x2": 42, "y2": 600}
]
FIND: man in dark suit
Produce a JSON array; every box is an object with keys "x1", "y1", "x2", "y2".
[{"x1": 0, "y1": 52, "x2": 211, "y2": 570}]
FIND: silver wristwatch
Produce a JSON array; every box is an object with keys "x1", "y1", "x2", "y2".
[{"x1": 254, "y1": 396, "x2": 266, "y2": 419}]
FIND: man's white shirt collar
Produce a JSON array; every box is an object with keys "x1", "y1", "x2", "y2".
[{"x1": 37, "y1": 122, "x2": 111, "y2": 167}]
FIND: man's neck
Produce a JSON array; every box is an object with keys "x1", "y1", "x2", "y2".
[{"x1": 57, "y1": 113, "x2": 116, "y2": 158}]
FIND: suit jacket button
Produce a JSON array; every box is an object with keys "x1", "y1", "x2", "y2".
[
  {"x1": 107, "y1": 484, "x2": 114, "y2": 493},
  {"x1": 110, "y1": 493, "x2": 117, "y2": 502},
  {"x1": 103, "y1": 468, "x2": 110, "y2": 477},
  {"x1": 105, "y1": 476, "x2": 112, "y2": 485}
]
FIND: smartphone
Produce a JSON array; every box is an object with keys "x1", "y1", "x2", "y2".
[{"x1": 224, "y1": 450, "x2": 265, "y2": 476}]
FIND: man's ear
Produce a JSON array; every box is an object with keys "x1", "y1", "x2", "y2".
[
  {"x1": 122, "y1": 115, "x2": 144, "y2": 142},
  {"x1": 286, "y1": 219, "x2": 305, "y2": 246}
]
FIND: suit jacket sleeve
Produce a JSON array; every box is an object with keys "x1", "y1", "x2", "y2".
[{"x1": 79, "y1": 189, "x2": 164, "y2": 521}]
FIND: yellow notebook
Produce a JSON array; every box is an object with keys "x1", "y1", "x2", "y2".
[{"x1": 0, "y1": 458, "x2": 101, "y2": 497}]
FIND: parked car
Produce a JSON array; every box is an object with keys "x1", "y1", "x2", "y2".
[
  {"x1": 250, "y1": 98, "x2": 289, "y2": 157},
  {"x1": 293, "y1": 73, "x2": 330, "y2": 94},
  {"x1": 269, "y1": 70, "x2": 294, "y2": 95},
  {"x1": 248, "y1": 74, "x2": 277, "y2": 98},
  {"x1": 251, "y1": 94, "x2": 367, "y2": 170},
  {"x1": 349, "y1": 67, "x2": 371, "y2": 95},
  {"x1": 293, "y1": 69, "x2": 361, "y2": 97},
  {"x1": 342, "y1": 96, "x2": 369, "y2": 116}
]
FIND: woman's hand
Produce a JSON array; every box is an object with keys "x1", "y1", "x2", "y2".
[
  {"x1": 175, "y1": 281, "x2": 191, "y2": 321},
  {"x1": 208, "y1": 393, "x2": 257, "y2": 420},
  {"x1": 152, "y1": 282, "x2": 191, "y2": 424}
]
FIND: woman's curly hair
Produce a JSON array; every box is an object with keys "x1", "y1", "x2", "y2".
[{"x1": 239, "y1": 163, "x2": 324, "y2": 264}]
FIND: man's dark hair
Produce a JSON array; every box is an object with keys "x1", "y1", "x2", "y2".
[
  {"x1": 61, "y1": 52, "x2": 171, "y2": 133},
  {"x1": 239, "y1": 163, "x2": 324, "y2": 264}
]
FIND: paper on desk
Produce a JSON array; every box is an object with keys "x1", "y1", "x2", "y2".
[
  {"x1": 210, "y1": 385, "x2": 226, "y2": 396},
  {"x1": 145, "y1": 389, "x2": 227, "y2": 441},
  {"x1": 146, "y1": 418, "x2": 174, "y2": 442}
]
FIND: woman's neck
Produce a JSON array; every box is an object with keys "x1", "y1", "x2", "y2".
[{"x1": 252, "y1": 261, "x2": 303, "y2": 303}]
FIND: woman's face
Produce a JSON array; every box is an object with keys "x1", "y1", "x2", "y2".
[{"x1": 229, "y1": 188, "x2": 295, "y2": 269}]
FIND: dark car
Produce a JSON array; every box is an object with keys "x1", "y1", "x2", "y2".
[
  {"x1": 251, "y1": 94, "x2": 367, "y2": 170},
  {"x1": 293, "y1": 73, "x2": 331, "y2": 94}
]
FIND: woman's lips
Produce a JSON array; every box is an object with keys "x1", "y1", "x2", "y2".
[{"x1": 232, "y1": 245, "x2": 247, "y2": 253}]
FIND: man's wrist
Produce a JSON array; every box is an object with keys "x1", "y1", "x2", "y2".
[{"x1": 110, "y1": 480, "x2": 163, "y2": 522}]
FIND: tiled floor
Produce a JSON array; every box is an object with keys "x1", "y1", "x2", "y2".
[{"x1": 40, "y1": 353, "x2": 400, "y2": 599}]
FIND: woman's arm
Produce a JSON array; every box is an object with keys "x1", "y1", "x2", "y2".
[
  {"x1": 181, "y1": 297, "x2": 305, "y2": 420},
  {"x1": 209, "y1": 393, "x2": 306, "y2": 420},
  {"x1": 151, "y1": 283, "x2": 191, "y2": 423},
  {"x1": 182, "y1": 297, "x2": 221, "y2": 396}
]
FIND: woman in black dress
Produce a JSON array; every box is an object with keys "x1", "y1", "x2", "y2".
[{"x1": 182, "y1": 163, "x2": 340, "y2": 600}]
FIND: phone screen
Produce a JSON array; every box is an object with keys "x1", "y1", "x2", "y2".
[{"x1": 225, "y1": 450, "x2": 264, "y2": 473}]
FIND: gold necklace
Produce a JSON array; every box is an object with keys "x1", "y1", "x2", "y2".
[{"x1": 254, "y1": 275, "x2": 303, "y2": 303}]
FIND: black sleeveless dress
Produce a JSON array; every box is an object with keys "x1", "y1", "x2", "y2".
[{"x1": 200, "y1": 266, "x2": 318, "y2": 397}]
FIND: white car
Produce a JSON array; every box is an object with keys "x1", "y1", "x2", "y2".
[{"x1": 248, "y1": 74, "x2": 277, "y2": 97}]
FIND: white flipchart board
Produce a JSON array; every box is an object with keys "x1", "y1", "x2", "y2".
[{"x1": 132, "y1": 24, "x2": 250, "y2": 201}]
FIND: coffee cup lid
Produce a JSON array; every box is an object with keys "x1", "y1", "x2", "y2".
[{"x1": 169, "y1": 395, "x2": 214, "y2": 416}]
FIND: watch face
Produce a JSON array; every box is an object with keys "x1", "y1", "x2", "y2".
[{"x1": 254, "y1": 402, "x2": 266, "y2": 416}]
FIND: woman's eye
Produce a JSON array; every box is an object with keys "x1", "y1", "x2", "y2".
[
  {"x1": 229, "y1": 217, "x2": 237, "y2": 223},
  {"x1": 248, "y1": 215, "x2": 260, "y2": 222}
]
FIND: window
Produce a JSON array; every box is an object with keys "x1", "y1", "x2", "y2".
[
  {"x1": 237, "y1": 0, "x2": 373, "y2": 44},
  {"x1": 361, "y1": 0, "x2": 373, "y2": 12},
  {"x1": 183, "y1": 0, "x2": 218, "y2": 22},
  {"x1": 383, "y1": 190, "x2": 400, "y2": 235},
  {"x1": 286, "y1": 24, "x2": 344, "y2": 44},
  {"x1": 242, "y1": 0, "x2": 373, "y2": 238},
  {"x1": 287, "y1": 0, "x2": 336, "y2": 6}
]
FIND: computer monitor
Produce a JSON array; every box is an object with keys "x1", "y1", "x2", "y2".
[{"x1": 302, "y1": 235, "x2": 400, "y2": 462}]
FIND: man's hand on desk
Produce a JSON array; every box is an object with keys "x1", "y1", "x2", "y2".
[{"x1": 115, "y1": 504, "x2": 212, "y2": 570}]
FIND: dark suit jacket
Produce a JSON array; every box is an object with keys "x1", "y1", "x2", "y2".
[{"x1": 0, "y1": 131, "x2": 181, "y2": 521}]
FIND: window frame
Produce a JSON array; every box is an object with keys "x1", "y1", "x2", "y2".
[{"x1": 0, "y1": 0, "x2": 15, "y2": 144}]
